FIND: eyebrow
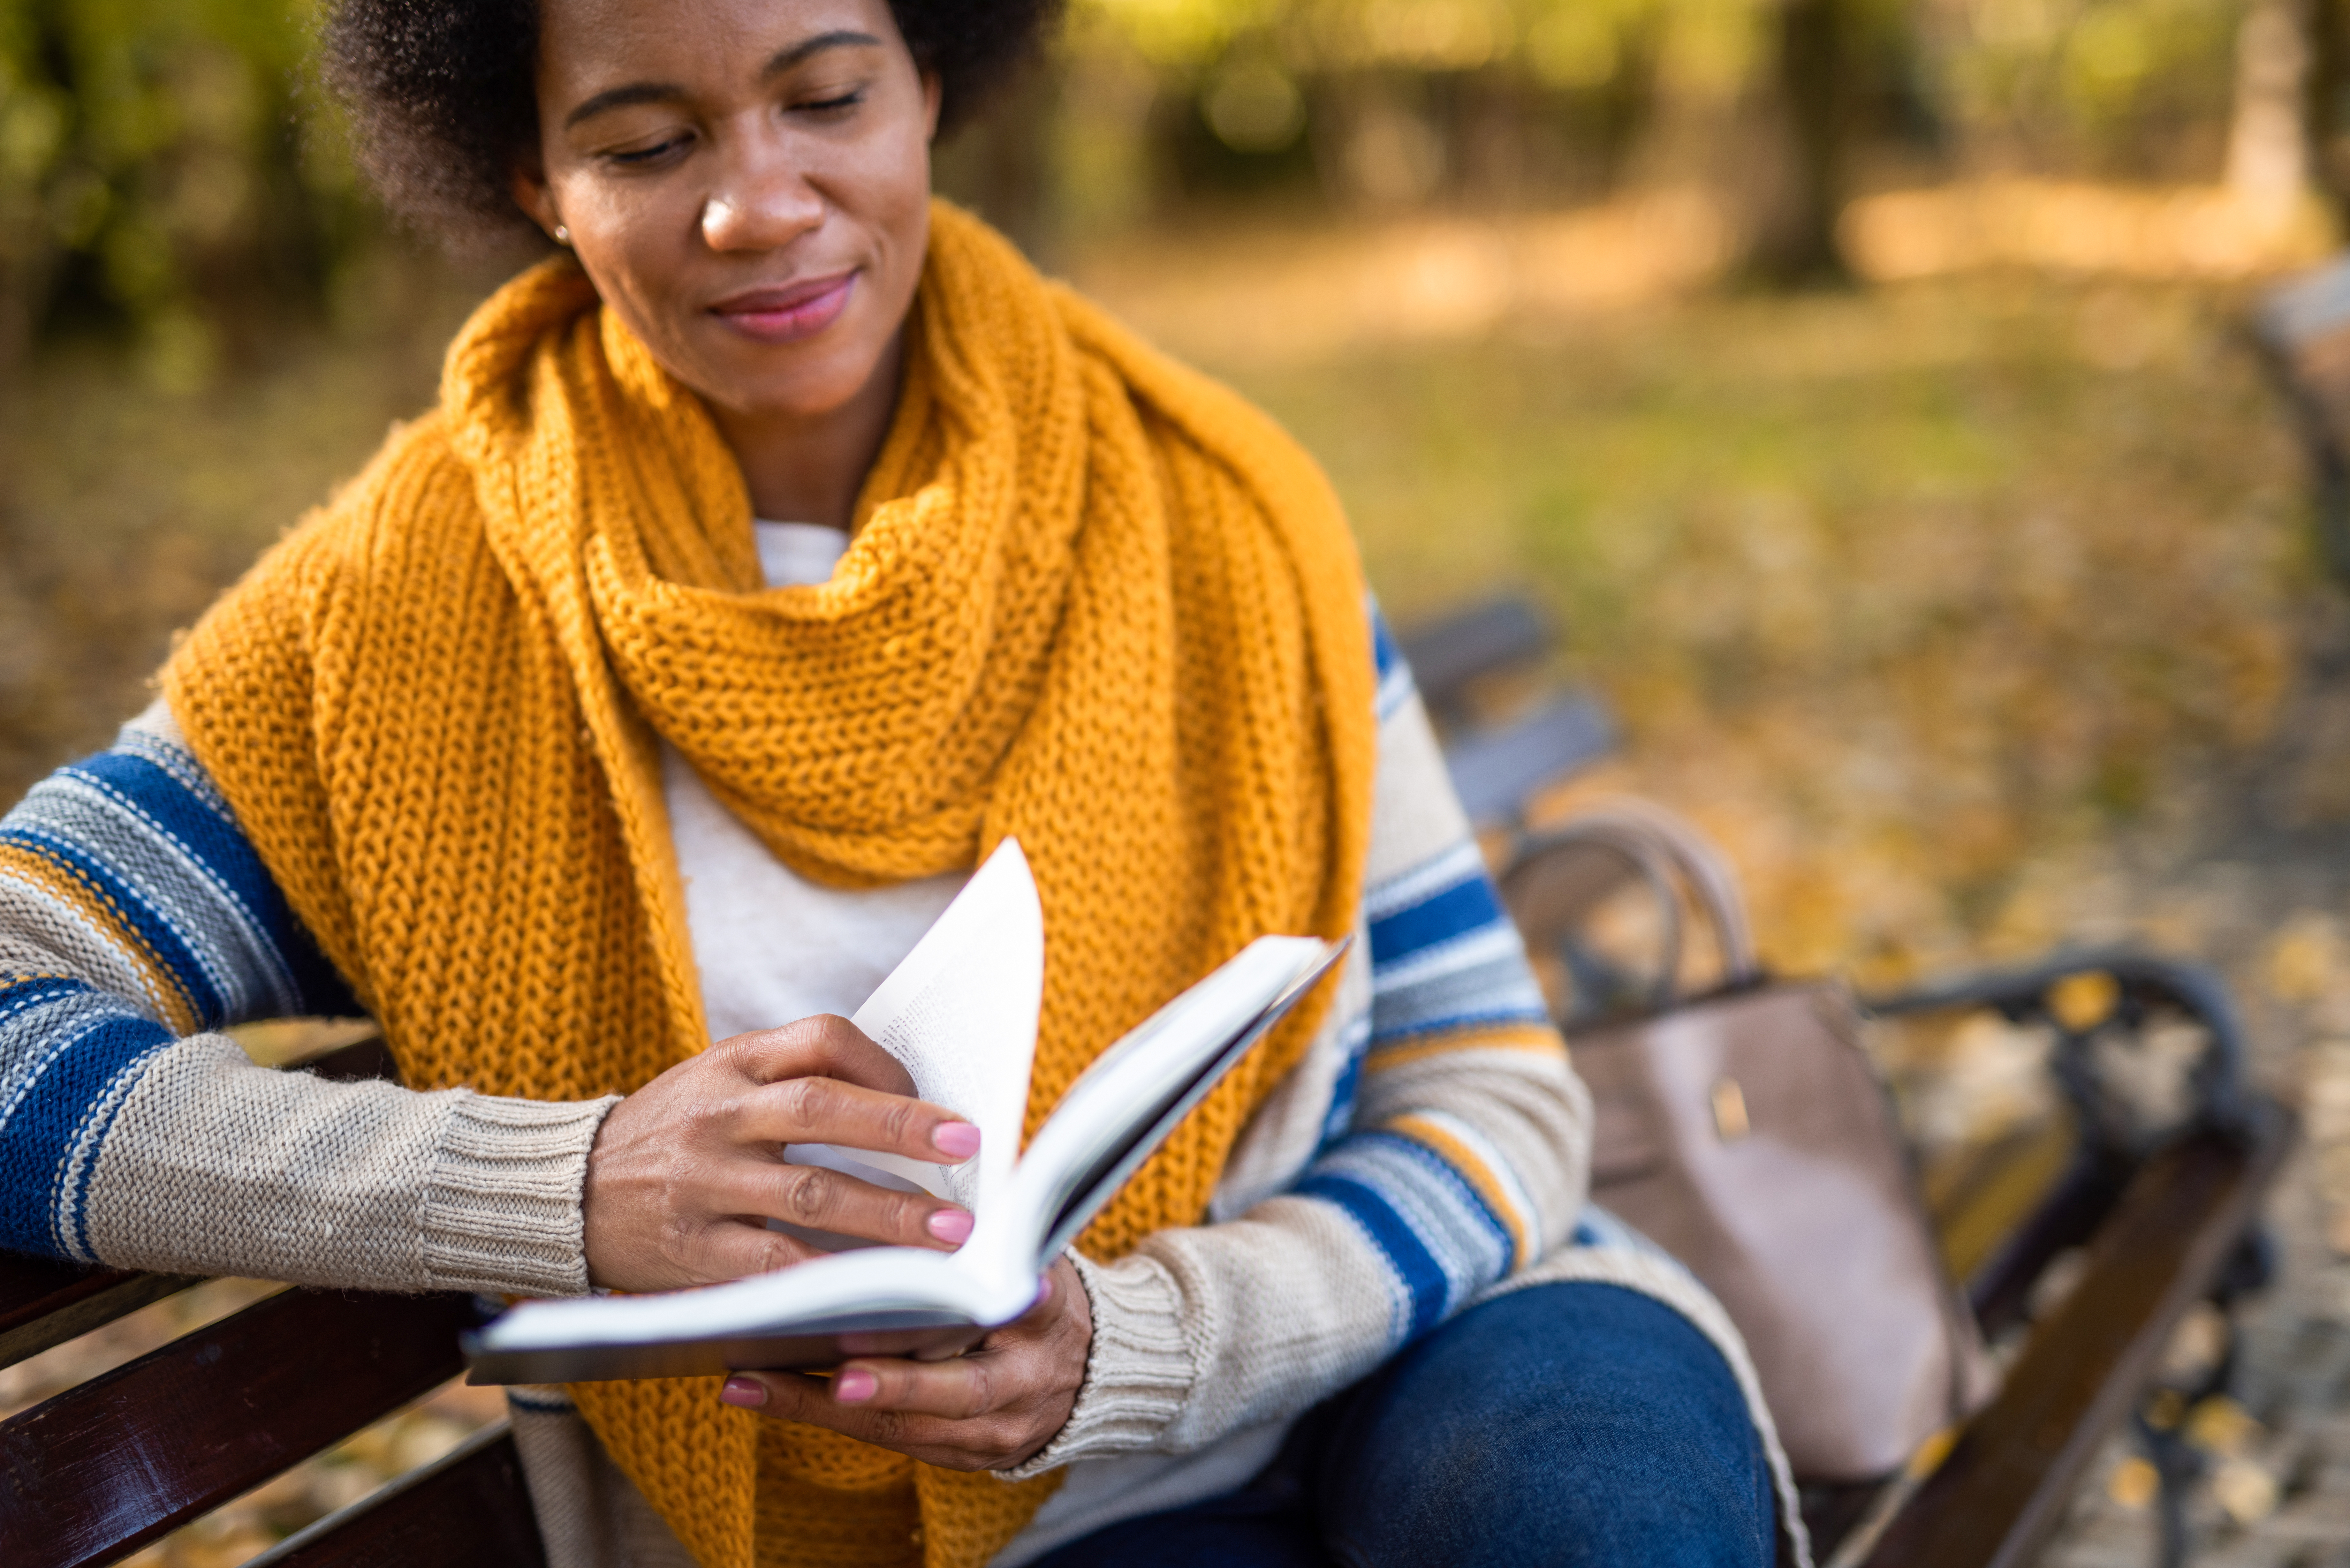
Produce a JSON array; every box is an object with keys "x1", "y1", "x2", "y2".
[{"x1": 563, "y1": 30, "x2": 885, "y2": 130}]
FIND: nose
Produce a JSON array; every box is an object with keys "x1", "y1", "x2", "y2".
[{"x1": 700, "y1": 134, "x2": 825, "y2": 253}]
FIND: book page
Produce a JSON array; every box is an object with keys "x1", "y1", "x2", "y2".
[
  {"x1": 784, "y1": 838, "x2": 1043, "y2": 1221},
  {"x1": 1006, "y1": 935, "x2": 1338, "y2": 1265}
]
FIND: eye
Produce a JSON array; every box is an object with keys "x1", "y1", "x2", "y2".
[
  {"x1": 795, "y1": 88, "x2": 866, "y2": 116},
  {"x1": 607, "y1": 133, "x2": 693, "y2": 168}
]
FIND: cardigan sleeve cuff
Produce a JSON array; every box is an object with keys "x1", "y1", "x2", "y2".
[
  {"x1": 995, "y1": 1248, "x2": 1198, "y2": 1480},
  {"x1": 419, "y1": 1091, "x2": 620, "y2": 1298}
]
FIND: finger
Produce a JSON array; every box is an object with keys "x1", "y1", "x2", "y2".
[
  {"x1": 721, "y1": 1369, "x2": 932, "y2": 1442},
  {"x1": 828, "y1": 1356, "x2": 997, "y2": 1420},
  {"x1": 741, "y1": 1073, "x2": 982, "y2": 1165},
  {"x1": 717, "y1": 1370, "x2": 1027, "y2": 1471},
  {"x1": 717, "y1": 1014, "x2": 916, "y2": 1096},
  {"x1": 713, "y1": 1162, "x2": 974, "y2": 1250},
  {"x1": 680, "y1": 1217, "x2": 828, "y2": 1284}
]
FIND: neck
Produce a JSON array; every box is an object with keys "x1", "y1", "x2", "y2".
[{"x1": 709, "y1": 329, "x2": 905, "y2": 530}]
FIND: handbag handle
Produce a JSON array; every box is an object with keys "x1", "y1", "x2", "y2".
[{"x1": 1504, "y1": 799, "x2": 1762, "y2": 1012}]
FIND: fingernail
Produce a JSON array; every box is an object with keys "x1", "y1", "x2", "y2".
[
  {"x1": 720, "y1": 1376, "x2": 767, "y2": 1408},
  {"x1": 932, "y1": 1121, "x2": 982, "y2": 1160},
  {"x1": 927, "y1": 1208, "x2": 974, "y2": 1245},
  {"x1": 835, "y1": 1369, "x2": 878, "y2": 1404}
]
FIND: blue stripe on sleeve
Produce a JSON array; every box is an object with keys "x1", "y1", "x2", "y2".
[
  {"x1": 57, "y1": 751, "x2": 352, "y2": 1017},
  {"x1": 0, "y1": 979, "x2": 172, "y2": 1258},
  {"x1": 1368, "y1": 599, "x2": 1415, "y2": 719},
  {"x1": 0, "y1": 826, "x2": 229, "y2": 1028},
  {"x1": 65, "y1": 751, "x2": 294, "y2": 951},
  {"x1": 1361, "y1": 1126, "x2": 1517, "y2": 1264},
  {"x1": 1322, "y1": 1050, "x2": 1366, "y2": 1149},
  {"x1": 1366, "y1": 856, "x2": 1549, "y2": 1045},
  {"x1": 1294, "y1": 1169, "x2": 1452, "y2": 1340},
  {"x1": 1371, "y1": 600, "x2": 1402, "y2": 682},
  {"x1": 1369, "y1": 873, "x2": 1507, "y2": 968},
  {"x1": 1369, "y1": 964, "x2": 1549, "y2": 1046}
]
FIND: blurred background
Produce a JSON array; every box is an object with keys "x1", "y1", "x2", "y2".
[{"x1": 12, "y1": 0, "x2": 2350, "y2": 1561}]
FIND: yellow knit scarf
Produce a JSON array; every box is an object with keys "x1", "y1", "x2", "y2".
[{"x1": 163, "y1": 203, "x2": 1373, "y2": 1568}]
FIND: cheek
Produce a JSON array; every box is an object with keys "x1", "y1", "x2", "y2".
[
  {"x1": 558, "y1": 181, "x2": 677, "y2": 291},
  {"x1": 848, "y1": 121, "x2": 935, "y2": 278},
  {"x1": 566, "y1": 187, "x2": 713, "y2": 358},
  {"x1": 858, "y1": 166, "x2": 932, "y2": 345}
]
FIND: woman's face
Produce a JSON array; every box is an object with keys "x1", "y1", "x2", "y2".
[{"x1": 516, "y1": 0, "x2": 937, "y2": 425}]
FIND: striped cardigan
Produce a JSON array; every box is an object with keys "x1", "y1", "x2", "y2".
[{"x1": 0, "y1": 605, "x2": 1799, "y2": 1565}]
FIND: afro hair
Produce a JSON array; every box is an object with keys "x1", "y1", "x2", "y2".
[{"x1": 320, "y1": 0, "x2": 1061, "y2": 254}]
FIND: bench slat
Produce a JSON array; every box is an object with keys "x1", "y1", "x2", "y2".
[
  {"x1": 0, "y1": 1287, "x2": 480, "y2": 1568},
  {"x1": 303, "y1": 1035, "x2": 397, "y2": 1084},
  {"x1": 1396, "y1": 595, "x2": 1551, "y2": 715},
  {"x1": 1855, "y1": 1102, "x2": 2296, "y2": 1568},
  {"x1": 1444, "y1": 694, "x2": 1615, "y2": 826},
  {"x1": 251, "y1": 1422, "x2": 544, "y2": 1568},
  {"x1": 0, "y1": 1256, "x2": 200, "y2": 1375}
]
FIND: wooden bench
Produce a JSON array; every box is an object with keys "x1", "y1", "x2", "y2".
[
  {"x1": 1395, "y1": 594, "x2": 1615, "y2": 828},
  {"x1": 0, "y1": 1036, "x2": 550, "y2": 1568},
  {"x1": 1819, "y1": 954, "x2": 2297, "y2": 1568},
  {"x1": 0, "y1": 984, "x2": 2298, "y2": 1568},
  {"x1": 0, "y1": 975, "x2": 2292, "y2": 1568}
]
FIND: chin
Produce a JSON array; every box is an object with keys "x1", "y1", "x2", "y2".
[
  {"x1": 741, "y1": 373, "x2": 878, "y2": 423},
  {"x1": 691, "y1": 341, "x2": 878, "y2": 423}
]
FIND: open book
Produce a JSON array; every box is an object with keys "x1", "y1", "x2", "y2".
[{"x1": 463, "y1": 840, "x2": 1346, "y2": 1385}]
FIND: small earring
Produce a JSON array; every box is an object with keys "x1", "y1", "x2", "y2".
[{"x1": 553, "y1": 224, "x2": 572, "y2": 246}]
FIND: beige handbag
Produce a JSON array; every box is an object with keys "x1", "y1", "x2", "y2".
[{"x1": 1501, "y1": 801, "x2": 1991, "y2": 1482}]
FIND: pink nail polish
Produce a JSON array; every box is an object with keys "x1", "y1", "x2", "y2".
[
  {"x1": 720, "y1": 1376, "x2": 766, "y2": 1408},
  {"x1": 836, "y1": 1369, "x2": 878, "y2": 1404},
  {"x1": 933, "y1": 1121, "x2": 981, "y2": 1160},
  {"x1": 927, "y1": 1208, "x2": 974, "y2": 1245}
]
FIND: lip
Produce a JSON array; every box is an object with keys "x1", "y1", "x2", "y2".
[{"x1": 709, "y1": 272, "x2": 857, "y2": 344}]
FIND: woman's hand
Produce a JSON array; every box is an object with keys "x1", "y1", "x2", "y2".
[
  {"x1": 581, "y1": 1014, "x2": 982, "y2": 1293},
  {"x1": 716, "y1": 1255, "x2": 1093, "y2": 1472}
]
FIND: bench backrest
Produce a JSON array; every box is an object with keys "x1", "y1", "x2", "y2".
[
  {"x1": 1394, "y1": 594, "x2": 1553, "y2": 725},
  {"x1": 1395, "y1": 594, "x2": 1616, "y2": 828}
]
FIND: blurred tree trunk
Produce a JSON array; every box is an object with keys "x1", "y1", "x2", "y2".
[
  {"x1": 2229, "y1": 0, "x2": 2313, "y2": 228},
  {"x1": 1738, "y1": 0, "x2": 1856, "y2": 289},
  {"x1": 2308, "y1": 0, "x2": 2350, "y2": 235}
]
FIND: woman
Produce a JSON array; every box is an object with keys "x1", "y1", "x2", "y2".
[{"x1": 0, "y1": 2, "x2": 1797, "y2": 1564}]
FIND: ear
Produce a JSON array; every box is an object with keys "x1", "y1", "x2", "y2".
[
  {"x1": 510, "y1": 153, "x2": 562, "y2": 242},
  {"x1": 920, "y1": 69, "x2": 942, "y2": 144}
]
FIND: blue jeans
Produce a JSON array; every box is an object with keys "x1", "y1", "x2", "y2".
[{"x1": 1030, "y1": 1282, "x2": 1777, "y2": 1568}]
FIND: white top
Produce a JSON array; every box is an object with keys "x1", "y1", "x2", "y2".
[
  {"x1": 667, "y1": 522, "x2": 968, "y2": 1041},
  {"x1": 751, "y1": 519, "x2": 852, "y2": 591}
]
